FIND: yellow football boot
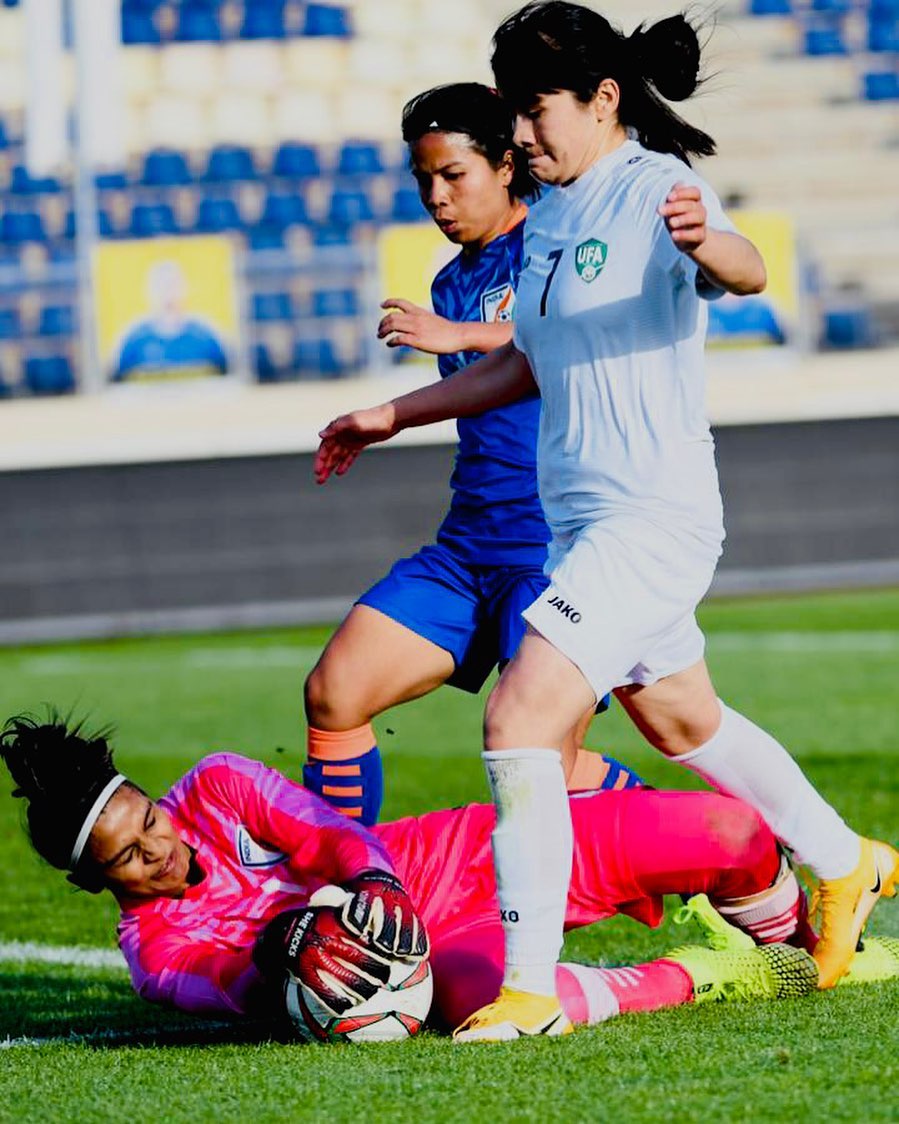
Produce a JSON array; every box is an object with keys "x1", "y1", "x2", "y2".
[
  {"x1": 812, "y1": 838, "x2": 899, "y2": 988},
  {"x1": 452, "y1": 986, "x2": 572, "y2": 1043}
]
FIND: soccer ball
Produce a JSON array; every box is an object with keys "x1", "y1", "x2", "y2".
[{"x1": 284, "y1": 956, "x2": 433, "y2": 1044}]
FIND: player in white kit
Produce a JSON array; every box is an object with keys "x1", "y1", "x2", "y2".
[{"x1": 315, "y1": 2, "x2": 898, "y2": 1039}]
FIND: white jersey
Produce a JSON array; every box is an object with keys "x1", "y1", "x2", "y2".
[{"x1": 513, "y1": 139, "x2": 736, "y2": 549}]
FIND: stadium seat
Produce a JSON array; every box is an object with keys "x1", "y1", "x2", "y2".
[
  {"x1": 863, "y1": 71, "x2": 899, "y2": 100},
  {"x1": 141, "y1": 148, "x2": 193, "y2": 187},
  {"x1": 240, "y1": 1, "x2": 286, "y2": 39},
  {"x1": 868, "y1": 14, "x2": 899, "y2": 51},
  {"x1": 221, "y1": 40, "x2": 284, "y2": 93},
  {"x1": 129, "y1": 202, "x2": 178, "y2": 237},
  {"x1": 804, "y1": 23, "x2": 848, "y2": 56},
  {"x1": 158, "y1": 42, "x2": 221, "y2": 95},
  {"x1": 337, "y1": 141, "x2": 385, "y2": 177},
  {"x1": 822, "y1": 306, "x2": 875, "y2": 349},
  {"x1": 253, "y1": 341, "x2": 281, "y2": 382},
  {"x1": 194, "y1": 196, "x2": 244, "y2": 232},
  {"x1": 175, "y1": 4, "x2": 223, "y2": 42},
  {"x1": 312, "y1": 224, "x2": 354, "y2": 247},
  {"x1": 302, "y1": 4, "x2": 352, "y2": 37},
  {"x1": 64, "y1": 208, "x2": 115, "y2": 239},
  {"x1": 328, "y1": 188, "x2": 375, "y2": 226},
  {"x1": 246, "y1": 225, "x2": 287, "y2": 251},
  {"x1": 252, "y1": 291, "x2": 294, "y2": 321},
  {"x1": 273, "y1": 90, "x2": 337, "y2": 143},
  {"x1": 9, "y1": 165, "x2": 61, "y2": 195},
  {"x1": 811, "y1": 0, "x2": 850, "y2": 12},
  {"x1": 292, "y1": 337, "x2": 346, "y2": 377},
  {"x1": 0, "y1": 118, "x2": 9, "y2": 149},
  {"x1": 311, "y1": 288, "x2": 359, "y2": 318},
  {"x1": 271, "y1": 142, "x2": 321, "y2": 180},
  {"x1": 750, "y1": 0, "x2": 792, "y2": 13},
  {"x1": 38, "y1": 304, "x2": 76, "y2": 337},
  {"x1": 1, "y1": 209, "x2": 46, "y2": 243},
  {"x1": 121, "y1": 9, "x2": 161, "y2": 44},
  {"x1": 95, "y1": 170, "x2": 129, "y2": 191},
  {"x1": 391, "y1": 186, "x2": 425, "y2": 222},
  {"x1": 203, "y1": 144, "x2": 257, "y2": 183},
  {"x1": 209, "y1": 93, "x2": 273, "y2": 147},
  {"x1": 23, "y1": 353, "x2": 75, "y2": 395},
  {"x1": 0, "y1": 307, "x2": 21, "y2": 338},
  {"x1": 260, "y1": 190, "x2": 309, "y2": 229}
]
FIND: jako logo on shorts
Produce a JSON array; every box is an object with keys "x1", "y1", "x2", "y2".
[
  {"x1": 548, "y1": 595, "x2": 582, "y2": 623},
  {"x1": 575, "y1": 238, "x2": 608, "y2": 283}
]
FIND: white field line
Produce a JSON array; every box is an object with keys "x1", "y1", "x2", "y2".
[
  {"x1": 18, "y1": 645, "x2": 324, "y2": 676},
  {"x1": 707, "y1": 631, "x2": 899, "y2": 653},
  {"x1": 0, "y1": 940, "x2": 126, "y2": 970}
]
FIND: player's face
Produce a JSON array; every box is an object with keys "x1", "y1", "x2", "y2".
[
  {"x1": 410, "y1": 132, "x2": 515, "y2": 249},
  {"x1": 89, "y1": 785, "x2": 192, "y2": 901},
  {"x1": 514, "y1": 90, "x2": 607, "y2": 186}
]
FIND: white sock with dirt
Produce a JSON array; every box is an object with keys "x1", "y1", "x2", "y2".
[
  {"x1": 483, "y1": 748, "x2": 572, "y2": 998},
  {"x1": 676, "y1": 701, "x2": 861, "y2": 880}
]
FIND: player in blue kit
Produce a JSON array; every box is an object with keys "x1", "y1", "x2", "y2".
[{"x1": 303, "y1": 84, "x2": 637, "y2": 824}]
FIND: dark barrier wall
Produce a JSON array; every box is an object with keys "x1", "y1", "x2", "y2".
[{"x1": 2, "y1": 416, "x2": 897, "y2": 640}]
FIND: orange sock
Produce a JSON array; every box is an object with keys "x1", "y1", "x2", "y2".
[{"x1": 567, "y1": 749, "x2": 644, "y2": 792}]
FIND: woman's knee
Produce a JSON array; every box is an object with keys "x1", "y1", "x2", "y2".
[{"x1": 304, "y1": 653, "x2": 368, "y2": 729}]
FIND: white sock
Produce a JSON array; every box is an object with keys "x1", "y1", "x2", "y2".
[
  {"x1": 483, "y1": 748, "x2": 572, "y2": 997},
  {"x1": 676, "y1": 701, "x2": 860, "y2": 879}
]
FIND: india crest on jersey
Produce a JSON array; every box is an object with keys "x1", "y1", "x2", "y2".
[
  {"x1": 575, "y1": 239, "x2": 608, "y2": 283},
  {"x1": 481, "y1": 282, "x2": 516, "y2": 323}
]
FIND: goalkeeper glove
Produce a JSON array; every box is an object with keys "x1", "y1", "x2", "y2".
[
  {"x1": 253, "y1": 906, "x2": 391, "y2": 1014},
  {"x1": 310, "y1": 870, "x2": 429, "y2": 960}
]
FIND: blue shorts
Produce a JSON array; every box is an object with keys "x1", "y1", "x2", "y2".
[{"x1": 357, "y1": 543, "x2": 547, "y2": 694}]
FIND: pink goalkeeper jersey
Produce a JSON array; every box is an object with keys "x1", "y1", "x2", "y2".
[{"x1": 117, "y1": 753, "x2": 395, "y2": 1017}]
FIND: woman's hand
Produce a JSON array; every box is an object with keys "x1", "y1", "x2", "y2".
[
  {"x1": 659, "y1": 183, "x2": 707, "y2": 254},
  {"x1": 377, "y1": 298, "x2": 466, "y2": 355},
  {"x1": 314, "y1": 402, "x2": 398, "y2": 484}
]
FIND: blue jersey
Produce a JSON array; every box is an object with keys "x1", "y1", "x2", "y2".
[{"x1": 431, "y1": 217, "x2": 549, "y2": 566}]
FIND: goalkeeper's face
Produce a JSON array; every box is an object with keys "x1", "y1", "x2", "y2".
[{"x1": 88, "y1": 785, "x2": 192, "y2": 902}]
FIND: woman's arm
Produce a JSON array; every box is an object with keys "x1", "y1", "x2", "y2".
[
  {"x1": 378, "y1": 297, "x2": 513, "y2": 356},
  {"x1": 314, "y1": 340, "x2": 535, "y2": 483},
  {"x1": 659, "y1": 184, "x2": 767, "y2": 296}
]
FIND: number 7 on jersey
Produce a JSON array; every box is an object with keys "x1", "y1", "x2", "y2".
[{"x1": 540, "y1": 249, "x2": 564, "y2": 317}]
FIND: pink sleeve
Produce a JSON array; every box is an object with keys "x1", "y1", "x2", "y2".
[
  {"x1": 195, "y1": 753, "x2": 395, "y2": 882},
  {"x1": 119, "y1": 913, "x2": 263, "y2": 1017}
]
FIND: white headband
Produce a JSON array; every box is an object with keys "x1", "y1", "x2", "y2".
[{"x1": 69, "y1": 774, "x2": 127, "y2": 869}]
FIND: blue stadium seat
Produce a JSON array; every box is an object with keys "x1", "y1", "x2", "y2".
[
  {"x1": 0, "y1": 308, "x2": 21, "y2": 339},
  {"x1": 811, "y1": 0, "x2": 850, "y2": 12},
  {"x1": 176, "y1": 3, "x2": 223, "y2": 41},
  {"x1": 391, "y1": 186, "x2": 426, "y2": 222},
  {"x1": 129, "y1": 202, "x2": 179, "y2": 237},
  {"x1": 194, "y1": 196, "x2": 244, "y2": 232},
  {"x1": 64, "y1": 207, "x2": 115, "y2": 239},
  {"x1": 1, "y1": 210, "x2": 47, "y2": 243},
  {"x1": 804, "y1": 23, "x2": 848, "y2": 55},
  {"x1": 10, "y1": 165, "x2": 62, "y2": 195},
  {"x1": 23, "y1": 354, "x2": 75, "y2": 395},
  {"x1": 293, "y1": 337, "x2": 346, "y2": 377},
  {"x1": 868, "y1": 13, "x2": 899, "y2": 51},
  {"x1": 253, "y1": 342, "x2": 282, "y2": 382},
  {"x1": 252, "y1": 291, "x2": 294, "y2": 321},
  {"x1": 823, "y1": 306, "x2": 875, "y2": 349},
  {"x1": 708, "y1": 298, "x2": 786, "y2": 346},
  {"x1": 0, "y1": 119, "x2": 9, "y2": 149},
  {"x1": 311, "y1": 288, "x2": 358, "y2": 318},
  {"x1": 142, "y1": 149, "x2": 192, "y2": 187},
  {"x1": 203, "y1": 145, "x2": 257, "y2": 183},
  {"x1": 260, "y1": 191, "x2": 309, "y2": 230},
  {"x1": 328, "y1": 188, "x2": 375, "y2": 225},
  {"x1": 863, "y1": 70, "x2": 899, "y2": 100},
  {"x1": 38, "y1": 304, "x2": 77, "y2": 337},
  {"x1": 337, "y1": 141, "x2": 384, "y2": 177},
  {"x1": 247, "y1": 225, "x2": 287, "y2": 251},
  {"x1": 272, "y1": 142, "x2": 321, "y2": 179},
  {"x1": 121, "y1": 10, "x2": 161, "y2": 44},
  {"x1": 303, "y1": 3, "x2": 351, "y2": 37},
  {"x1": 240, "y1": 0, "x2": 286, "y2": 39},
  {"x1": 312, "y1": 224, "x2": 354, "y2": 247},
  {"x1": 749, "y1": 0, "x2": 792, "y2": 12},
  {"x1": 95, "y1": 170, "x2": 129, "y2": 191}
]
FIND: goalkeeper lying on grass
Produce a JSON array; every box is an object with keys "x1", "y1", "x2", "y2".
[{"x1": 1, "y1": 713, "x2": 895, "y2": 1039}]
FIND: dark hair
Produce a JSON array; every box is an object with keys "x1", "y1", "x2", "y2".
[
  {"x1": 401, "y1": 82, "x2": 536, "y2": 199},
  {"x1": 491, "y1": 2, "x2": 715, "y2": 165},
  {"x1": 0, "y1": 711, "x2": 133, "y2": 891}
]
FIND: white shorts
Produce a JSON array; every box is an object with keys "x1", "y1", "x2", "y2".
[{"x1": 523, "y1": 515, "x2": 721, "y2": 701}]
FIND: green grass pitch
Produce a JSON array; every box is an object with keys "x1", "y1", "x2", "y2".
[{"x1": 0, "y1": 589, "x2": 897, "y2": 1123}]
